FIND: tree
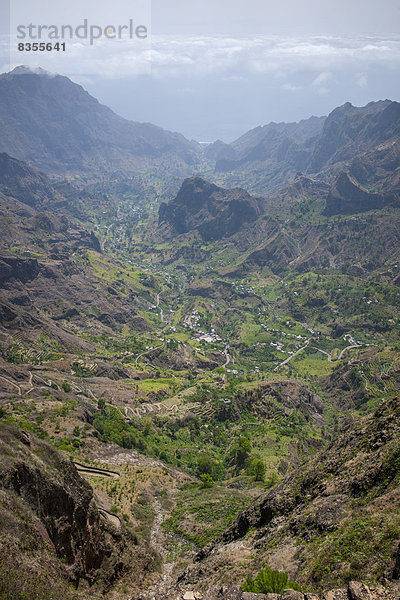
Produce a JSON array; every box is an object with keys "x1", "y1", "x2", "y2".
[
  {"x1": 197, "y1": 455, "x2": 225, "y2": 481},
  {"x1": 250, "y1": 458, "x2": 266, "y2": 482},
  {"x1": 197, "y1": 454, "x2": 215, "y2": 476},
  {"x1": 230, "y1": 436, "x2": 252, "y2": 470}
]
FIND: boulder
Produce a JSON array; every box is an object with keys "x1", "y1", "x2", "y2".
[
  {"x1": 348, "y1": 582, "x2": 371, "y2": 600},
  {"x1": 281, "y1": 591, "x2": 304, "y2": 600}
]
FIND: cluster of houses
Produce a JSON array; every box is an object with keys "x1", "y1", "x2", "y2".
[
  {"x1": 231, "y1": 281, "x2": 256, "y2": 295},
  {"x1": 183, "y1": 310, "x2": 224, "y2": 345},
  {"x1": 260, "y1": 324, "x2": 308, "y2": 341}
]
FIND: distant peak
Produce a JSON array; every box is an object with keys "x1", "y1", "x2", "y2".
[{"x1": 5, "y1": 65, "x2": 57, "y2": 77}]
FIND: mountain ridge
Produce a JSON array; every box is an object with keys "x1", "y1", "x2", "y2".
[
  {"x1": 0, "y1": 67, "x2": 201, "y2": 177},
  {"x1": 0, "y1": 67, "x2": 399, "y2": 600}
]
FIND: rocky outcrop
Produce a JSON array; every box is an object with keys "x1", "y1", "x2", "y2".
[
  {"x1": 324, "y1": 172, "x2": 387, "y2": 216},
  {"x1": 173, "y1": 397, "x2": 400, "y2": 593},
  {"x1": 164, "y1": 581, "x2": 400, "y2": 600},
  {"x1": 0, "y1": 424, "x2": 116, "y2": 582},
  {"x1": 308, "y1": 100, "x2": 400, "y2": 174},
  {"x1": 0, "y1": 255, "x2": 40, "y2": 284},
  {"x1": 159, "y1": 177, "x2": 265, "y2": 241},
  {"x1": 0, "y1": 423, "x2": 157, "y2": 593}
]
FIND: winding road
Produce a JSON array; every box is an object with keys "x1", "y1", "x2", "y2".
[
  {"x1": 337, "y1": 344, "x2": 363, "y2": 360},
  {"x1": 274, "y1": 339, "x2": 310, "y2": 371},
  {"x1": 0, "y1": 375, "x2": 22, "y2": 396},
  {"x1": 222, "y1": 343, "x2": 231, "y2": 368},
  {"x1": 274, "y1": 339, "x2": 365, "y2": 371},
  {"x1": 135, "y1": 342, "x2": 165, "y2": 366}
]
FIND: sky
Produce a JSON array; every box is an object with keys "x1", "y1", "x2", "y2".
[{"x1": 1, "y1": 0, "x2": 400, "y2": 141}]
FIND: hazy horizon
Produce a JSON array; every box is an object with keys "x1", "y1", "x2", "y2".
[{"x1": 1, "y1": 0, "x2": 399, "y2": 141}]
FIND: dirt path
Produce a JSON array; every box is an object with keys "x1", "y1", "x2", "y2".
[
  {"x1": 155, "y1": 293, "x2": 164, "y2": 323},
  {"x1": 90, "y1": 445, "x2": 196, "y2": 596},
  {"x1": 310, "y1": 346, "x2": 332, "y2": 361},
  {"x1": 274, "y1": 339, "x2": 364, "y2": 371},
  {"x1": 98, "y1": 506, "x2": 122, "y2": 528},
  {"x1": 0, "y1": 374, "x2": 21, "y2": 395},
  {"x1": 337, "y1": 344, "x2": 363, "y2": 360},
  {"x1": 145, "y1": 491, "x2": 198, "y2": 600},
  {"x1": 73, "y1": 461, "x2": 120, "y2": 479},
  {"x1": 150, "y1": 496, "x2": 175, "y2": 586}
]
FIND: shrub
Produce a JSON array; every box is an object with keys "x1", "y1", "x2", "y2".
[
  {"x1": 199, "y1": 473, "x2": 215, "y2": 488},
  {"x1": 265, "y1": 471, "x2": 279, "y2": 489},
  {"x1": 242, "y1": 565, "x2": 301, "y2": 594},
  {"x1": 197, "y1": 454, "x2": 215, "y2": 476}
]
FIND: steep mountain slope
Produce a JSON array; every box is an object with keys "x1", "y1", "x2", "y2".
[
  {"x1": 158, "y1": 177, "x2": 265, "y2": 241},
  {"x1": 0, "y1": 154, "x2": 164, "y2": 355},
  {"x1": 0, "y1": 67, "x2": 200, "y2": 177},
  {"x1": 175, "y1": 396, "x2": 400, "y2": 595},
  {"x1": 209, "y1": 101, "x2": 400, "y2": 197},
  {"x1": 324, "y1": 171, "x2": 388, "y2": 215},
  {"x1": 308, "y1": 100, "x2": 400, "y2": 174},
  {"x1": 156, "y1": 173, "x2": 400, "y2": 275},
  {"x1": 0, "y1": 151, "x2": 58, "y2": 206},
  {"x1": 214, "y1": 116, "x2": 325, "y2": 173},
  {"x1": 0, "y1": 422, "x2": 157, "y2": 599}
]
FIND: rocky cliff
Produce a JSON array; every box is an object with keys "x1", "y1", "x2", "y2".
[
  {"x1": 0, "y1": 423, "x2": 157, "y2": 598},
  {"x1": 158, "y1": 177, "x2": 265, "y2": 241},
  {"x1": 0, "y1": 67, "x2": 200, "y2": 176},
  {"x1": 324, "y1": 172, "x2": 388, "y2": 216},
  {"x1": 172, "y1": 397, "x2": 400, "y2": 595}
]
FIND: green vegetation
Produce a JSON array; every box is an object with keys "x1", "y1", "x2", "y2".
[
  {"x1": 0, "y1": 563, "x2": 80, "y2": 600},
  {"x1": 307, "y1": 514, "x2": 400, "y2": 588},
  {"x1": 1, "y1": 142, "x2": 400, "y2": 599},
  {"x1": 91, "y1": 393, "x2": 318, "y2": 479},
  {"x1": 250, "y1": 458, "x2": 266, "y2": 482},
  {"x1": 200, "y1": 473, "x2": 215, "y2": 488},
  {"x1": 230, "y1": 436, "x2": 252, "y2": 470},
  {"x1": 243, "y1": 565, "x2": 301, "y2": 594},
  {"x1": 162, "y1": 482, "x2": 252, "y2": 547}
]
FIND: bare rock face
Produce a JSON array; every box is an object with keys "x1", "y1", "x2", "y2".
[
  {"x1": 280, "y1": 591, "x2": 304, "y2": 600},
  {"x1": 308, "y1": 100, "x2": 400, "y2": 174},
  {"x1": 348, "y1": 581, "x2": 372, "y2": 600},
  {"x1": 324, "y1": 172, "x2": 387, "y2": 216},
  {"x1": 0, "y1": 423, "x2": 155, "y2": 592},
  {"x1": 158, "y1": 177, "x2": 265, "y2": 241},
  {"x1": 0, "y1": 255, "x2": 40, "y2": 285}
]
